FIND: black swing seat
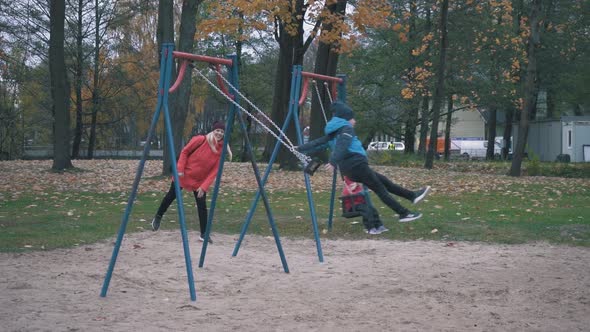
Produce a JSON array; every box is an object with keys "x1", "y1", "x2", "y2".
[{"x1": 339, "y1": 192, "x2": 367, "y2": 218}]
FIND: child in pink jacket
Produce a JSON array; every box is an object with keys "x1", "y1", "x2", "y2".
[{"x1": 342, "y1": 177, "x2": 388, "y2": 235}]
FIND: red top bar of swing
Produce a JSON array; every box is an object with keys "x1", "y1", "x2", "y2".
[
  {"x1": 301, "y1": 71, "x2": 343, "y2": 83},
  {"x1": 169, "y1": 52, "x2": 234, "y2": 96},
  {"x1": 298, "y1": 72, "x2": 342, "y2": 106},
  {"x1": 172, "y1": 51, "x2": 233, "y2": 66}
]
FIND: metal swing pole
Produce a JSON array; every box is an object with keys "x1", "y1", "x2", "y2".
[
  {"x1": 291, "y1": 66, "x2": 324, "y2": 263},
  {"x1": 232, "y1": 66, "x2": 301, "y2": 257},
  {"x1": 236, "y1": 98, "x2": 290, "y2": 272},
  {"x1": 101, "y1": 43, "x2": 197, "y2": 302},
  {"x1": 198, "y1": 55, "x2": 237, "y2": 267},
  {"x1": 197, "y1": 55, "x2": 290, "y2": 273},
  {"x1": 232, "y1": 65, "x2": 324, "y2": 262},
  {"x1": 327, "y1": 75, "x2": 347, "y2": 231}
]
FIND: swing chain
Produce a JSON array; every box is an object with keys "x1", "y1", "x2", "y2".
[
  {"x1": 323, "y1": 82, "x2": 334, "y2": 103},
  {"x1": 193, "y1": 67, "x2": 312, "y2": 166},
  {"x1": 210, "y1": 67, "x2": 298, "y2": 147},
  {"x1": 312, "y1": 80, "x2": 328, "y2": 124}
]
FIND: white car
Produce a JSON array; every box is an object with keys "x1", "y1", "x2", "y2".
[
  {"x1": 458, "y1": 140, "x2": 502, "y2": 159},
  {"x1": 368, "y1": 141, "x2": 405, "y2": 151}
]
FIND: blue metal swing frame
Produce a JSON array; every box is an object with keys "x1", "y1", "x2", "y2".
[{"x1": 100, "y1": 44, "x2": 291, "y2": 301}]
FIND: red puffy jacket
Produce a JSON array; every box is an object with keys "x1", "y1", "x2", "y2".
[{"x1": 175, "y1": 135, "x2": 224, "y2": 192}]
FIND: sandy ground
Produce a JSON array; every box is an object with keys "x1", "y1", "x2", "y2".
[{"x1": 1, "y1": 232, "x2": 589, "y2": 332}]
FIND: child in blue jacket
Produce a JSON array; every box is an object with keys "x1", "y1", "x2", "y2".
[{"x1": 297, "y1": 101, "x2": 430, "y2": 222}]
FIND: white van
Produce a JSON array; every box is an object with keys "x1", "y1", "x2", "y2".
[{"x1": 459, "y1": 140, "x2": 501, "y2": 159}]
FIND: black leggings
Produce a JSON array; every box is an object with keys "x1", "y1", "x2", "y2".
[
  {"x1": 156, "y1": 182, "x2": 208, "y2": 234},
  {"x1": 343, "y1": 162, "x2": 414, "y2": 216}
]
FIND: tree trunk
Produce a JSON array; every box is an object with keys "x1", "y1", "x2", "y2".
[
  {"x1": 308, "y1": 0, "x2": 346, "y2": 161},
  {"x1": 424, "y1": 0, "x2": 448, "y2": 169},
  {"x1": 502, "y1": 0, "x2": 523, "y2": 161},
  {"x1": 510, "y1": 0, "x2": 543, "y2": 177},
  {"x1": 49, "y1": 0, "x2": 73, "y2": 170},
  {"x1": 162, "y1": 0, "x2": 201, "y2": 175},
  {"x1": 486, "y1": 107, "x2": 497, "y2": 160},
  {"x1": 404, "y1": 0, "x2": 419, "y2": 154},
  {"x1": 264, "y1": 0, "x2": 306, "y2": 170},
  {"x1": 157, "y1": 0, "x2": 174, "y2": 62},
  {"x1": 158, "y1": 0, "x2": 175, "y2": 173},
  {"x1": 418, "y1": 95, "x2": 429, "y2": 155},
  {"x1": 72, "y1": 0, "x2": 84, "y2": 159},
  {"x1": 502, "y1": 108, "x2": 514, "y2": 160},
  {"x1": 87, "y1": 0, "x2": 101, "y2": 159},
  {"x1": 444, "y1": 94, "x2": 453, "y2": 161}
]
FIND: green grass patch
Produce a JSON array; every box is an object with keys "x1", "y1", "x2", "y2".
[{"x1": 1, "y1": 180, "x2": 589, "y2": 252}]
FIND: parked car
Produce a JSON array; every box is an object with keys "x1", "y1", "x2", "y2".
[
  {"x1": 458, "y1": 140, "x2": 502, "y2": 159},
  {"x1": 367, "y1": 141, "x2": 405, "y2": 151}
]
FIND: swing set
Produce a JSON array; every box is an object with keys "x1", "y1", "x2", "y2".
[{"x1": 100, "y1": 43, "x2": 371, "y2": 302}]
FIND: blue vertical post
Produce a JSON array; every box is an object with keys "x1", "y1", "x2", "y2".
[
  {"x1": 327, "y1": 74, "x2": 347, "y2": 231},
  {"x1": 290, "y1": 66, "x2": 324, "y2": 263},
  {"x1": 198, "y1": 55, "x2": 238, "y2": 268},
  {"x1": 327, "y1": 169, "x2": 337, "y2": 231},
  {"x1": 232, "y1": 65, "x2": 324, "y2": 264},
  {"x1": 197, "y1": 55, "x2": 290, "y2": 272},
  {"x1": 101, "y1": 43, "x2": 197, "y2": 301},
  {"x1": 234, "y1": 93, "x2": 290, "y2": 272},
  {"x1": 232, "y1": 68, "x2": 301, "y2": 257}
]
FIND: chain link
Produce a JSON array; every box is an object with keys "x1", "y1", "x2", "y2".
[
  {"x1": 211, "y1": 67, "x2": 298, "y2": 148},
  {"x1": 313, "y1": 80, "x2": 328, "y2": 124},
  {"x1": 193, "y1": 67, "x2": 311, "y2": 165},
  {"x1": 323, "y1": 81, "x2": 334, "y2": 104}
]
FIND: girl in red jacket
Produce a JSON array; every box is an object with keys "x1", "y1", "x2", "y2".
[{"x1": 151, "y1": 121, "x2": 232, "y2": 243}]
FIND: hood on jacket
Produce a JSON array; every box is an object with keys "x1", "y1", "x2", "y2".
[
  {"x1": 325, "y1": 117, "x2": 351, "y2": 136},
  {"x1": 330, "y1": 102, "x2": 354, "y2": 120}
]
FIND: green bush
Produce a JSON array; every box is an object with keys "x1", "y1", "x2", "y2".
[{"x1": 526, "y1": 152, "x2": 542, "y2": 176}]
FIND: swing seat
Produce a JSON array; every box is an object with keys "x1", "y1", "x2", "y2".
[
  {"x1": 304, "y1": 159, "x2": 322, "y2": 175},
  {"x1": 339, "y1": 193, "x2": 366, "y2": 218}
]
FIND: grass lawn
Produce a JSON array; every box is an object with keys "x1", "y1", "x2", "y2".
[{"x1": 1, "y1": 179, "x2": 589, "y2": 252}]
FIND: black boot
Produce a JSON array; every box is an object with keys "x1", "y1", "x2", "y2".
[{"x1": 151, "y1": 214, "x2": 162, "y2": 231}]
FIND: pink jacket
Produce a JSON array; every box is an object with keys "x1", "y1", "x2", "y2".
[
  {"x1": 175, "y1": 135, "x2": 223, "y2": 192},
  {"x1": 342, "y1": 177, "x2": 366, "y2": 212}
]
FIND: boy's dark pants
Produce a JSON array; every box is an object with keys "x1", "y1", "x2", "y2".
[
  {"x1": 156, "y1": 182, "x2": 208, "y2": 234},
  {"x1": 354, "y1": 203, "x2": 382, "y2": 230},
  {"x1": 343, "y1": 161, "x2": 415, "y2": 217}
]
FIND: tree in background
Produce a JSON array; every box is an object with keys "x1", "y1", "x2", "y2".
[
  {"x1": 424, "y1": 0, "x2": 448, "y2": 169},
  {"x1": 199, "y1": 0, "x2": 392, "y2": 169},
  {"x1": 160, "y1": 0, "x2": 204, "y2": 175},
  {"x1": 49, "y1": 0, "x2": 73, "y2": 170},
  {"x1": 510, "y1": 0, "x2": 543, "y2": 176}
]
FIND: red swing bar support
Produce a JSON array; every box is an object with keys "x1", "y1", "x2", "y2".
[
  {"x1": 298, "y1": 71, "x2": 344, "y2": 106},
  {"x1": 169, "y1": 51, "x2": 234, "y2": 99}
]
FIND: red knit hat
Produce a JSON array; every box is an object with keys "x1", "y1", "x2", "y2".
[{"x1": 212, "y1": 121, "x2": 225, "y2": 131}]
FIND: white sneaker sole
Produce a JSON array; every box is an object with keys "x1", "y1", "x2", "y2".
[
  {"x1": 399, "y1": 214, "x2": 422, "y2": 223},
  {"x1": 413, "y1": 186, "x2": 431, "y2": 204}
]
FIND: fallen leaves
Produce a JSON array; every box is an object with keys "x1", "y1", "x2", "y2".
[{"x1": 0, "y1": 160, "x2": 588, "y2": 206}]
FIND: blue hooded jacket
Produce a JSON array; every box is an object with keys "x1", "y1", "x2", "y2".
[
  {"x1": 296, "y1": 116, "x2": 367, "y2": 169},
  {"x1": 324, "y1": 117, "x2": 367, "y2": 164},
  {"x1": 296, "y1": 100, "x2": 369, "y2": 169}
]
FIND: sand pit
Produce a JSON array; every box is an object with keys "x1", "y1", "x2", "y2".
[{"x1": 1, "y1": 231, "x2": 589, "y2": 331}]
